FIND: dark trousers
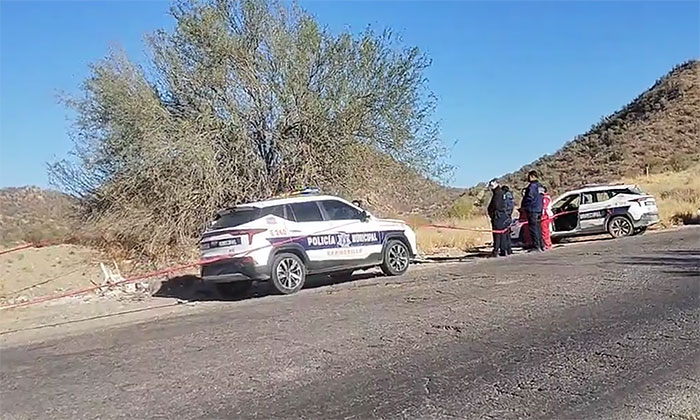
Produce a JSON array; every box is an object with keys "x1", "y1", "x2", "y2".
[
  {"x1": 492, "y1": 228, "x2": 512, "y2": 256},
  {"x1": 502, "y1": 229, "x2": 512, "y2": 255},
  {"x1": 527, "y1": 212, "x2": 544, "y2": 251}
]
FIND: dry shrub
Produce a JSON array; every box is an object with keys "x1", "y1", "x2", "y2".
[
  {"x1": 624, "y1": 164, "x2": 700, "y2": 227},
  {"x1": 411, "y1": 215, "x2": 491, "y2": 255}
]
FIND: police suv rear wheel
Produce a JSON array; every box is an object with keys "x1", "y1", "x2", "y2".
[
  {"x1": 381, "y1": 240, "x2": 410, "y2": 276},
  {"x1": 608, "y1": 216, "x2": 633, "y2": 238},
  {"x1": 270, "y1": 253, "x2": 306, "y2": 294}
]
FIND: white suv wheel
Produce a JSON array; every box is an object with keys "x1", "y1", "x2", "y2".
[
  {"x1": 609, "y1": 216, "x2": 633, "y2": 238},
  {"x1": 271, "y1": 253, "x2": 306, "y2": 294},
  {"x1": 381, "y1": 240, "x2": 410, "y2": 276}
]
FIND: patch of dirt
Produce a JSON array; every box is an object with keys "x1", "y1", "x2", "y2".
[{"x1": 0, "y1": 244, "x2": 106, "y2": 303}]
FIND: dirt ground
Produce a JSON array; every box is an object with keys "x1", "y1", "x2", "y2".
[{"x1": 0, "y1": 245, "x2": 105, "y2": 303}]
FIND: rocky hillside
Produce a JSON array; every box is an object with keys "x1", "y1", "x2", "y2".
[
  {"x1": 495, "y1": 60, "x2": 700, "y2": 195},
  {"x1": 346, "y1": 149, "x2": 463, "y2": 218},
  {"x1": 0, "y1": 187, "x2": 78, "y2": 246}
]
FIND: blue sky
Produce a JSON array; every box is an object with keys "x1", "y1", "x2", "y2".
[{"x1": 1, "y1": 1, "x2": 698, "y2": 188}]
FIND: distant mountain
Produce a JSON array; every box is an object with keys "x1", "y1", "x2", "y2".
[
  {"x1": 494, "y1": 60, "x2": 700, "y2": 195},
  {"x1": 0, "y1": 187, "x2": 77, "y2": 245}
]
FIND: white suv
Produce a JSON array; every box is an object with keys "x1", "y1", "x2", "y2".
[
  {"x1": 199, "y1": 189, "x2": 418, "y2": 295},
  {"x1": 511, "y1": 184, "x2": 660, "y2": 243}
]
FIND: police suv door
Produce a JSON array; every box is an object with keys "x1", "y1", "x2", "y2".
[
  {"x1": 578, "y1": 191, "x2": 611, "y2": 233},
  {"x1": 318, "y1": 199, "x2": 381, "y2": 266},
  {"x1": 286, "y1": 201, "x2": 331, "y2": 267}
]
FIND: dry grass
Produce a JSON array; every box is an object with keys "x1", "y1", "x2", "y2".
[
  {"x1": 625, "y1": 164, "x2": 700, "y2": 227},
  {"x1": 0, "y1": 244, "x2": 103, "y2": 303},
  {"x1": 405, "y1": 214, "x2": 491, "y2": 255}
]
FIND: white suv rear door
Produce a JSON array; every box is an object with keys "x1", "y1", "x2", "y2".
[
  {"x1": 579, "y1": 191, "x2": 612, "y2": 232},
  {"x1": 201, "y1": 207, "x2": 265, "y2": 258},
  {"x1": 286, "y1": 201, "x2": 331, "y2": 263}
]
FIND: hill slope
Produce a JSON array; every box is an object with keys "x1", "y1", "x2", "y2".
[
  {"x1": 0, "y1": 187, "x2": 78, "y2": 246},
  {"x1": 496, "y1": 60, "x2": 700, "y2": 194}
]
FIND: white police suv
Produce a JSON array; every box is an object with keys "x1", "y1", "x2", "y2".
[
  {"x1": 199, "y1": 188, "x2": 418, "y2": 295},
  {"x1": 510, "y1": 183, "x2": 660, "y2": 243}
]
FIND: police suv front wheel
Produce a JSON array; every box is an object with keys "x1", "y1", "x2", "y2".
[
  {"x1": 381, "y1": 240, "x2": 410, "y2": 276},
  {"x1": 270, "y1": 253, "x2": 306, "y2": 294}
]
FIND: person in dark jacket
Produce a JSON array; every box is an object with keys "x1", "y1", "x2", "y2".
[
  {"x1": 501, "y1": 185, "x2": 514, "y2": 256},
  {"x1": 487, "y1": 179, "x2": 510, "y2": 257},
  {"x1": 521, "y1": 170, "x2": 545, "y2": 251}
]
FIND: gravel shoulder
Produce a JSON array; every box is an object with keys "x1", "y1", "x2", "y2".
[{"x1": 1, "y1": 228, "x2": 698, "y2": 419}]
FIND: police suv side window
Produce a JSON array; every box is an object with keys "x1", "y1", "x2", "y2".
[
  {"x1": 290, "y1": 202, "x2": 324, "y2": 222},
  {"x1": 321, "y1": 200, "x2": 362, "y2": 220},
  {"x1": 261, "y1": 205, "x2": 286, "y2": 219},
  {"x1": 595, "y1": 191, "x2": 612, "y2": 202}
]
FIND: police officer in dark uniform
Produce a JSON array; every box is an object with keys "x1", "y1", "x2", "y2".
[
  {"x1": 521, "y1": 170, "x2": 545, "y2": 251},
  {"x1": 487, "y1": 179, "x2": 510, "y2": 257},
  {"x1": 501, "y1": 185, "x2": 515, "y2": 256}
]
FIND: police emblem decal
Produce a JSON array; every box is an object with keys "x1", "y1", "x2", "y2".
[{"x1": 337, "y1": 232, "x2": 352, "y2": 248}]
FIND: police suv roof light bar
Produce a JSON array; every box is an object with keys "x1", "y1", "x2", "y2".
[{"x1": 273, "y1": 187, "x2": 322, "y2": 199}]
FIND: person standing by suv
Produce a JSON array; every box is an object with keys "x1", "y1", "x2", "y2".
[
  {"x1": 541, "y1": 186, "x2": 553, "y2": 250},
  {"x1": 521, "y1": 170, "x2": 545, "y2": 251},
  {"x1": 501, "y1": 185, "x2": 515, "y2": 256},
  {"x1": 487, "y1": 179, "x2": 510, "y2": 257}
]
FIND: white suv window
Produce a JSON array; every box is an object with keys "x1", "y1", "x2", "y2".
[
  {"x1": 321, "y1": 200, "x2": 363, "y2": 221},
  {"x1": 610, "y1": 188, "x2": 642, "y2": 198},
  {"x1": 554, "y1": 194, "x2": 580, "y2": 211},
  {"x1": 261, "y1": 205, "x2": 288, "y2": 219},
  {"x1": 290, "y1": 202, "x2": 324, "y2": 222},
  {"x1": 582, "y1": 191, "x2": 612, "y2": 204},
  {"x1": 212, "y1": 207, "x2": 261, "y2": 229}
]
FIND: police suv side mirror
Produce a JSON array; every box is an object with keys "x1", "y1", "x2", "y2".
[{"x1": 359, "y1": 210, "x2": 370, "y2": 222}]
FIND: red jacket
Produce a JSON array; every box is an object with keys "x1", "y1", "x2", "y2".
[{"x1": 542, "y1": 193, "x2": 553, "y2": 220}]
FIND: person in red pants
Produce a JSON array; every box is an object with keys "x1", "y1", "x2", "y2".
[
  {"x1": 518, "y1": 207, "x2": 532, "y2": 249},
  {"x1": 541, "y1": 187, "x2": 553, "y2": 250}
]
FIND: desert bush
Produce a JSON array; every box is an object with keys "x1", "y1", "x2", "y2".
[
  {"x1": 447, "y1": 195, "x2": 478, "y2": 219},
  {"x1": 625, "y1": 164, "x2": 700, "y2": 227},
  {"x1": 50, "y1": 0, "x2": 449, "y2": 258},
  {"x1": 413, "y1": 216, "x2": 491, "y2": 254}
]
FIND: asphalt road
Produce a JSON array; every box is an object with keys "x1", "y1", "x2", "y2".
[{"x1": 1, "y1": 228, "x2": 699, "y2": 419}]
